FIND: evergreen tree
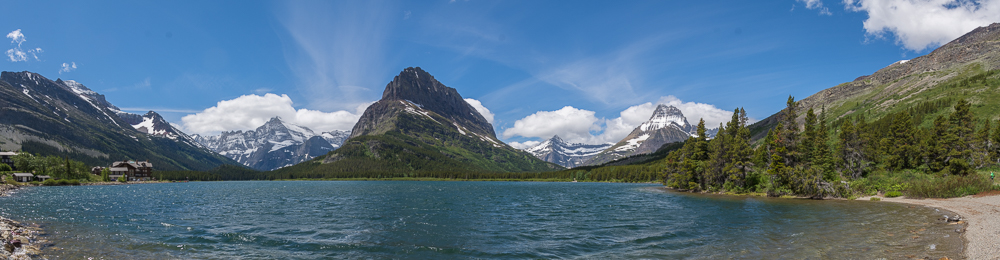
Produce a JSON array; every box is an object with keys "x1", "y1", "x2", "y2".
[
  {"x1": 813, "y1": 107, "x2": 835, "y2": 180},
  {"x1": 992, "y1": 119, "x2": 1000, "y2": 165},
  {"x1": 887, "y1": 113, "x2": 918, "y2": 170},
  {"x1": 972, "y1": 120, "x2": 992, "y2": 169},
  {"x1": 780, "y1": 96, "x2": 800, "y2": 167},
  {"x1": 946, "y1": 99, "x2": 975, "y2": 175},
  {"x1": 838, "y1": 120, "x2": 869, "y2": 179},
  {"x1": 924, "y1": 115, "x2": 949, "y2": 172},
  {"x1": 724, "y1": 108, "x2": 753, "y2": 189},
  {"x1": 801, "y1": 108, "x2": 817, "y2": 165}
]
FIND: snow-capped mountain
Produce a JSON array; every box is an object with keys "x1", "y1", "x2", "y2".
[
  {"x1": 584, "y1": 104, "x2": 716, "y2": 166},
  {"x1": 117, "y1": 111, "x2": 205, "y2": 149},
  {"x1": 0, "y1": 71, "x2": 237, "y2": 170},
  {"x1": 192, "y1": 117, "x2": 351, "y2": 171},
  {"x1": 523, "y1": 135, "x2": 612, "y2": 168}
]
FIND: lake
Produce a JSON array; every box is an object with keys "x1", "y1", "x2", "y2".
[{"x1": 0, "y1": 181, "x2": 962, "y2": 259}]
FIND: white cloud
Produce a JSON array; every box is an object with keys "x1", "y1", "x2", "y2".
[
  {"x1": 180, "y1": 93, "x2": 370, "y2": 135},
  {"x1": 502, "y1": 106, "x2": 601, "y2": 143},
  {"x1": 656, "y1": 95, "x2": 735, "y2": 129},
  {"x1": 503, "y1": 96, "x2": 738, "y2": 145},
  {"x1": 463, "y1": 98, "x2": 494, "y2": 124},
  {"x1": 798, "y1": 0, "x2": 833, "y2": 15},
  {"x1": 59, "y1": 62, "x2": 77, "y2": 74},
  {"x1": 508, "y1": 140, "x2": 541, "y2": 150},
  {"x1": 7, "y1": 29, "x2": 25, "y2": 46},
  {"x1": 5, "y1": 29, "x2": 42, "y2": 62},
  {"x1": 844, "y1": 0, "x2": 1000, "y2": 51}
]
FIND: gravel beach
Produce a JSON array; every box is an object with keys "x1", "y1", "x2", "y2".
[
  {"x1": 879, "y1": 193, "x2": 1000, "y2": 260},
  {"x1": 1, "y1": 184, "x2": 44, "y2": 260}
]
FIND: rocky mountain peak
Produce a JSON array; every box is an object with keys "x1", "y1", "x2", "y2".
[
  {"x1": 351, "y1": 67, "x2": 496, "y2": 138},
  {"x1": 639, "y1": 105, "x2": 691, "y2": 132},
  {"x1": 550, "y1": 135, "x2": 565, "y2": 144}
]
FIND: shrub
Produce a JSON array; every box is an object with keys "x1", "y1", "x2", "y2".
[
  {"x1": 906, "y1": 173, "x2": 993, "y2": 198},
  {"x1": 870, "y1": 197, "x2": 881, "y2": 201},
  {"x1": 885, "y1": 191, "x2": 903, "y2": 198}
]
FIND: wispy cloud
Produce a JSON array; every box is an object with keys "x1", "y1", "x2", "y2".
[
  {"x1": 59, "y1": 62, "x2": 77, "y2": 74},
  {"x1": 844, "y1": 0, "x2": 1000, "y2": 51},
  {"x1": 278, "y1": 1, "x2": 397, "y2": 111},
  {"x1": 6, "y1": 29, "x2": 43, "y2": 62},
  {"x1": 797, "y1": 0, "x2": 832, "y2": 15}
]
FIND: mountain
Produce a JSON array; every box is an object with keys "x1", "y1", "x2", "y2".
[
  {"x1": 749, "y1": 23, "x2": 1000, "y2": 140},
  {"x1": 274, "y1": 67, "x2": 559, "y2": 176},
  {"x1": 0, "y1": 71, "x2": 238, "y2": 170},
  {"x1": 118, "y1": 110, "x2": 205, "y2": 149},
  {"x1": 523, "y1": 135, "x2": 612, "y2": 168},
  {"x1": 584, "y1": 104, "x2": 711, "y2": 166},
  {"x1": 192, "y1": 117, "x2": 351, "y2": 171}
]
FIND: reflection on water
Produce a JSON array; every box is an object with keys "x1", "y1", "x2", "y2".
[{"x1": 0, "y1": 181, "x2": 963, "y2": 259}]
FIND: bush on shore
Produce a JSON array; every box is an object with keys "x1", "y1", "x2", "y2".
[{"x1": 41, "y1": 179, "x2": 81, "y2": 186}]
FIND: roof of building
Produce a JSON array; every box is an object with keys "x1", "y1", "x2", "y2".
[
  {"x1": 36, "y1": 175, "x2": 51, "y2": 178},
  {"x1": 0, "y1": 152, "x2": 17, "y2": 156},
  {"x1": 112, "y1": 160, "x2": 153, "y2": 169},
  {"x1": 13, "y1": 173, "x2": 33, "y2": 177}
]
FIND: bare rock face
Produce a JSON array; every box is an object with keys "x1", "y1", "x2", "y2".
[{"x1": 351, "y1": 67, "x2": 494, "y2": 139}]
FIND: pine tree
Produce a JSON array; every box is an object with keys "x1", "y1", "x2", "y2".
[
  {"x1": 781, "y1": 96, "x2": 800, "y2": 167},
  {"x1": 946, "y1": 99, "x2": 975, "y2": 175},
  {"x1": 972, "y1": 120, "x2": 992, "y2": 169},
  {"x1": 839, "y1": 120, "x2": 869, "y2": 179},
  {"x1": 801, "y1": 108, "x2": 817, "y2": 165},
  {"x1": 814, "y1": 107, "x2": 834, "y2": 180},
  {"x1": 924, "y1": 115, "x2": 949, "y2": 172},
  {"x1": 887, "y1": 113, "x2": 917, "y2": 170},
  {"x1": 724, "y1": 108, "x2": 753, "y2": 190},
  {"x1": 992, "y1": 119, "x2": 1000, "y2": 165}
]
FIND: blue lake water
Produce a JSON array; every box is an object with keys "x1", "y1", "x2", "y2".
[{"x1": 0, "y1": 181, "x2": 962, "y2": 259}]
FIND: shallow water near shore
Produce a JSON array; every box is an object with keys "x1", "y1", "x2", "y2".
[{"x1": 0, "y1": 181, "x2": 963, "y2": 259}]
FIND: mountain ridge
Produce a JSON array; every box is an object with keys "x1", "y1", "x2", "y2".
[{"x1": 0, "y1": 71, "x2": 238, "y2": 171}]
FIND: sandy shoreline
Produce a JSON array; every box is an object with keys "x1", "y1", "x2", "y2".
[{"x1": 868, "y1": 193, "x2": 1000, "y2": 260}]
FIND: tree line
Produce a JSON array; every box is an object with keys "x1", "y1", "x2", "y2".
[{"x1": 659, "y1": 97, "x2": 999, "y2": 197}]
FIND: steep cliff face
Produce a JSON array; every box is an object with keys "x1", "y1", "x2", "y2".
[
  {"x1": 351, "y1": 67, "x2": 495, "y2": 139},
  {"x1": 277, "y1": 67, "x2": 559, "y2": 175}
]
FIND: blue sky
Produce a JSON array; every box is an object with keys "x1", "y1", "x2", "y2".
[{"x1": 2, "y1": 0, "x2": 997, "y2": 147}]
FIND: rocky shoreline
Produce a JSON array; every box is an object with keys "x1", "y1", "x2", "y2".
[
  {"x1": 872, "y1": 194, "x2": 1000, "y2": 260},
  {"x1": 1, "y1": 185, "x2": 45, "y2": 260}
]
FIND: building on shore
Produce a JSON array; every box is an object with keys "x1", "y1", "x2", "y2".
[
  {"x1": 0, "y1": 151, "x2": 16, "y2": 170},
  {"x1": 110, "y1": 160, "x2": 154, "y2": 181},
  {"x1": 12, "y1": 173, "x2": 33, "y2": 182}
]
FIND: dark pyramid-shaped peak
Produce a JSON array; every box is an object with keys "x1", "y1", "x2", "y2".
[
  {"x1": 380, "y1": 67, "x2": 488, "y2": 129},
  {"x1": 550, "y1": 135, "x2": 565, "y2": 144},
  {"x1": 353, "y1": 67, "x2": 495, "y2": 138}
]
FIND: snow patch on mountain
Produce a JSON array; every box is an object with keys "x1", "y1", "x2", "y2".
[{"x1": 194, "y1": 116, "x2": 352, "y2": 171}]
